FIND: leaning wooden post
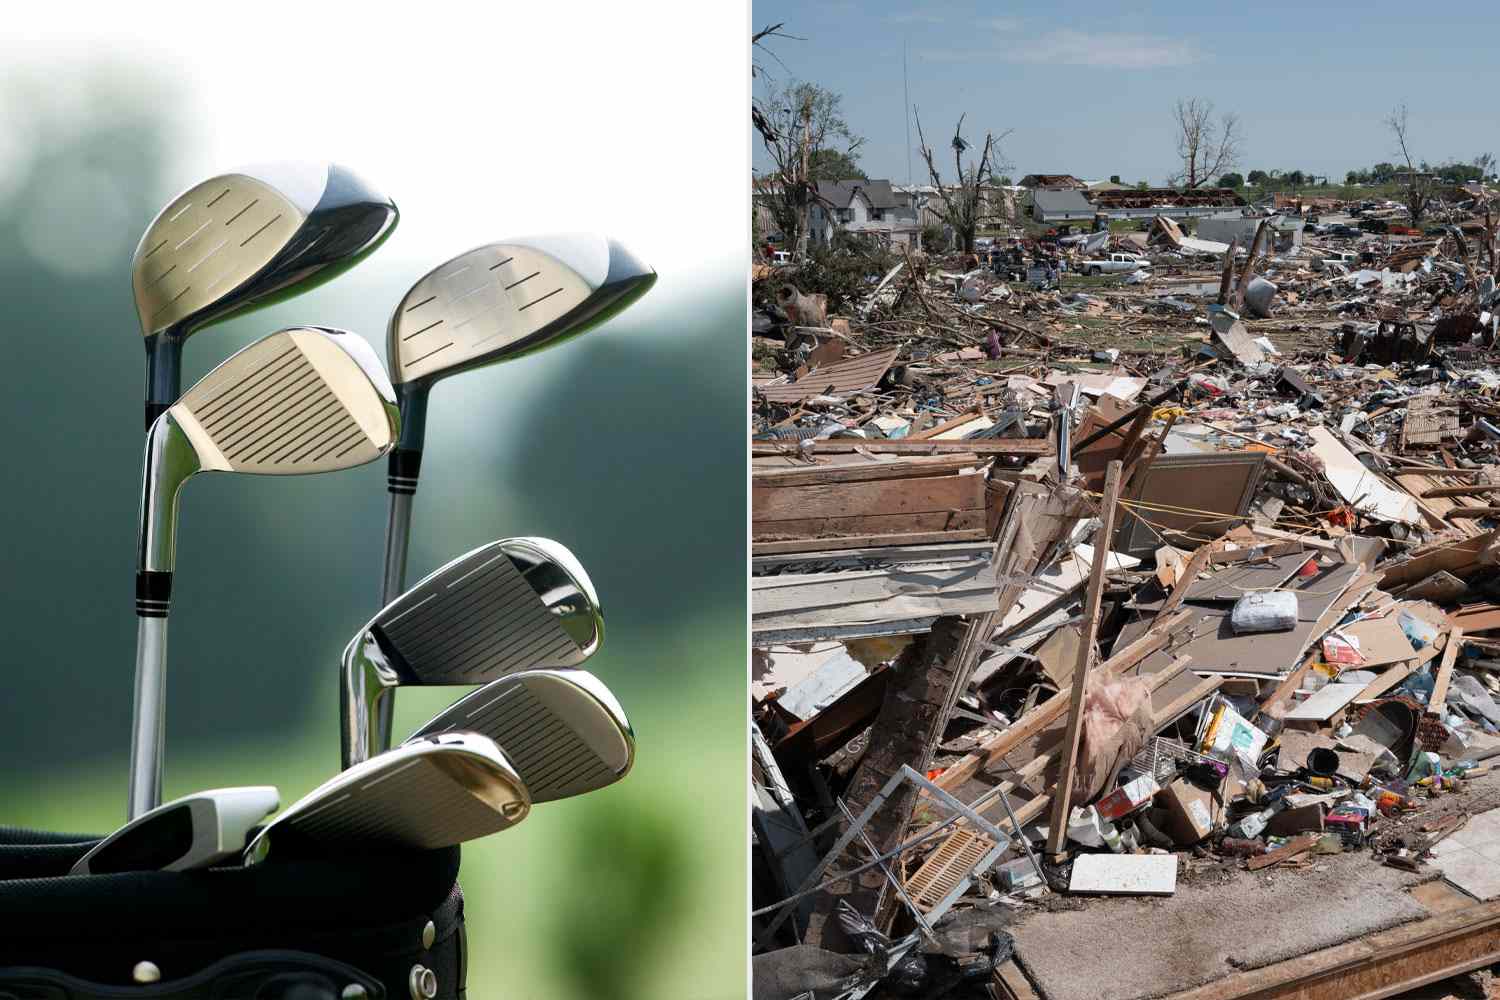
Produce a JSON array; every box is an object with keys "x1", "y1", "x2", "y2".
[{"x1": 1044, "y1": 459, "x2": 1123, "y2": 860}]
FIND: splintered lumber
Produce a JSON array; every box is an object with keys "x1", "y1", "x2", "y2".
[
  {"x1": 1423, "y1": 484, "x2": 1500, "y2": 499},
  {"x1": 752, "y1": 439, "x2": 1056, "y2": 457},
  {"x1": 1246, "y1": 833, "x2": 1320, "y2": 871},
  {"x1": 1046, "y1": 461, "x2": 1124, "y2": 858},
  {"x1": 1430, "y1": 627, "x2": 1462, "y2": 715},
  {"x1": 934, "y1": 608, "x2": 1191, "y2": 794},
  {"x1": 1160, "y1": 542, "x2": 1217, "y2": 616}
]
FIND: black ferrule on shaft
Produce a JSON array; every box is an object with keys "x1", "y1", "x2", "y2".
[
  {"x1": 388, "y1": 448, "x2": 424, "y2": 496},
  {"x1": 144, "y1": 334, "x2": 184, "y2": 432},
  {"x1": 136, "y1": 571, "x2": 173, "y2": 619}
]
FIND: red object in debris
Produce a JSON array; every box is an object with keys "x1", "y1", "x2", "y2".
[
  {"x1": 1326, "y1": 506, "x2": 1355, "y2": 528},
  {"x1": 1298, "y1": 557, "x2": 1319, "y2": 577},
  {"x1": 928, "y1": 768, "x2": 945, "y2": 782}
]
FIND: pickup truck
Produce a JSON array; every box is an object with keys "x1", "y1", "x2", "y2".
[{"x1": 1080, "y1": 253, "x2": 1149, "y2": 276}]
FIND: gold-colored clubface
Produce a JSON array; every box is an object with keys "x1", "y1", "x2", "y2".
[
  {"x1": 387, "y1": 243, "x2": 594, "y2": 384},
  {"x1": 169, "y1": 328, "x2": 396, "y2": 474},
  {"x1": 133, "y1": 175, "x2": 307, "y2": 337}
]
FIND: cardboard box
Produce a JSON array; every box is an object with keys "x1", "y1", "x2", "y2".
[
  {"x1": 1158, "y1": 778, "x2": 1219, "y2": 844},
  {"x1": 1097, "y1": 774, "x2": 1161, "y2": 822}
]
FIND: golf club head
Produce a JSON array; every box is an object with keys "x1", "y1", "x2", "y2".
[
  {"x1": 407, "y1": 669, "x2": 634, "y2": 802},
  {"x1": 71, "y1": 787, "x2": 278, "y2": 875},
  {"x1": 244, "y1": 733, "x2": 528, "y2": 863},
  {"x1": 133, "y1": 163, "x2": 398, "y2": 427},
  {"x1": 138, "y1": 326, "x2": 399, "y2": 581},
  {"x1": 341, "y1": 537, "x2": 603, "y2": 767},
  {"x1": 387, "y1": 234, "x2": 655, "y2": 390}
]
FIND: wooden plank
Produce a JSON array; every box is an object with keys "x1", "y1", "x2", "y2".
[
  {"x1": 1160, "y1": 898, "x2": 1500, "y2": 1000},
  {"x1": 1430, "y1": 626, "x2": 1462, "y2": 715},
  {"x1": 1255, "y1": 649, "x2": 1323, "y2": 722},
  {"x1": 752, "y1": 529, "x2": 988, "y2": 556},
  {"x1": 1246, "y1": 833, "x2": 1320, "y2": 871},
  {"x1": 992, "y1": 959, "x2": 1043, "y2": 1000},
  {"x1": 752, "y1": 438, "x2": 1056, "y2": 457},
  {"x1": 1283, "y1": 683, "x2": 1364, "y2": 723},
  {"x1": 752, "y1": 455, "x2": 983, "y2": 486},
  {"x1": 1422, "y1": 484, "x2": 1500, "y2": 498},
  {"x1": 756, "y1": 346, "x2": 899, "y2": 403},
  {"x1": 1045, "y1": 461, "x2": 1123, "y2": 859},
  {"x1": 1160, "y1": 542, "x2": 1217, "y2": 615},
  {"x1": 1355, "y1": 660, "x2": 1417, "y2": 704},
  {"x1": 754, "y1": 474, "x2": 985, "y2": 524},
  {"x1": 757, "y1": 510, "x2": 987, "y2": 540}
]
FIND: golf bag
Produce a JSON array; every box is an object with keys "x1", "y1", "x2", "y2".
[{"x1": 0, "y1": 826, "x2": 467, "y2": 998}]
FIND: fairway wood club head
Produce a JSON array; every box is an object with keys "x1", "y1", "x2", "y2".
[
  {"x1": 341, "y1": 538, "x2": 603, "y2": 768},
  {"x1": 244, "y1": 733, "x2": 529, "y2": 864},
  {"x1": 133, "y1": 163, "x2": 398, "y2": 427},
  {"x1": 71, "y1": 787, "x2": 278, "y2": 875},
  {"x1": 407, "y1": 669, "x2": 634, "y2": 803},
  {"x1": 138, "y1": 326, "x2": 399, "y2": 580}
]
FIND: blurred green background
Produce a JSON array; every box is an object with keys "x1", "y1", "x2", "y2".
[{"x1": 0, "y1": 59, "x2": 747, "y2": 999}]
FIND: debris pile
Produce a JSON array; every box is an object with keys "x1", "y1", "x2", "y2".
[{"x1": 751, "y1": 191, "x2": 1500, "y2": 999}]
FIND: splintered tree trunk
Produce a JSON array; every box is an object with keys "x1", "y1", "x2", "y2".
[{"x1": 803, "y1": 616, "x2": 968, "y2": 949}]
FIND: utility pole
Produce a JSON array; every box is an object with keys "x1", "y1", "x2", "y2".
[{"x1": 796, "y1": 93, "x2": 813, "y2": 261}]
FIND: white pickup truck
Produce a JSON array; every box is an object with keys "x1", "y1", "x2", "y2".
[{"x1": 1080, "y1": 252, "x2": 1149, "y2": 276}]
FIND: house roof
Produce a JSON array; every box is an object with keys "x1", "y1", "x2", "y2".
[
  {"x1": 1031, "y1": 188, "x2": 1096, "y2": 215},
  {"x1": 1091, "y1": 188, "x2": 1245, "y2": 209},
  {"x1": 816, "y1": 179, "x2": 899, "y2": 210},
  {"x1": 1020, "y1": 174, "x2": 1086, "y2": 189}
]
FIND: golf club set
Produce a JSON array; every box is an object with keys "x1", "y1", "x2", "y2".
[{"x1": 0, "y1": 163, "x2": 654, "y2": 999}]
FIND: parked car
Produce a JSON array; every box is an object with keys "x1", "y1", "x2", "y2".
[{"x1": 1081, "y1": 253, "x2": 1149, "y2": 276}]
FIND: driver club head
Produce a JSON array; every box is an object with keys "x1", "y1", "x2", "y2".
[
  {"x1": 71, "y1": 787, "x2": 279, "y2": 875},
  {"x1": 244, "y1": 733, "x2": 529, "y2": 864},
  {"x1": 406, "y1": 668, "x2": 634, "y2": 803},
  {"x1": 340, "y1": 537, "x2": 603, "y2": 768},
  {"x1": 387, "y1": 234, "x2": 655, "y2": 392},
  {"x1": 132, "y1": 162, "x2": 398, "y2": 427}
]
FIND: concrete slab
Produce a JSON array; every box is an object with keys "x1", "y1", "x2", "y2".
[
  {"x1": 1431, "y1": 804, "x2": 1500, "y2": 900},
  {"x1": 1069, "y1": 854, "x2": 1177, "y2": 896},
  {"x1": 1010, "y1": 849, "x2": 1428, "y2": 1000}
]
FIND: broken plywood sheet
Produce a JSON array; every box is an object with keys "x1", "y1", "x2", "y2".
[
  {"x1": 1307, "y1": 426, "x2": 1422, "y2": 526},
  {"x1": 751, "y1": 542, "x2": 998, "y2": 641},
  {"x1": 1335, "y1": 610, "x2": 1421, "y2": 668},
  {"x1": 756, "y1": 346, "x2": 900, "y2": 404},
  {"x1": 1180, "y1": 549, "x2": 1309, "y2": 603},
  {"x1": 1042, "y1": 372, "x2": 1147, "y2": 402},
  {"x1": 1284, "y1": 682, "x2": 1364, "y2": 722},
  {"x1": 1068, "y1": 853, "x2": 1176, "y2": 896},
  {"x1": 1114, "y1": 452, "x2": 1267, "y2": 559}
]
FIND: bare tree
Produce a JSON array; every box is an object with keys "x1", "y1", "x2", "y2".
[
  {"x1": 1386, "y1": 103, "x2": 1436, "y2": 224},
  {"x1": 913, "y1": 110, "x2": 1012, "y2": 254},
  {"x1": 751, "y1": 22, "x2": 798, "y2": 80},
  {"x1": 752, "y1": 80, "x2": 863, "y2": 257},
  {"x1": 1169, "y1": 98, "x2": 1243, "y2": 189}
]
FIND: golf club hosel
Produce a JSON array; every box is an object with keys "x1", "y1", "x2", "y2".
[
  {"x1": 339, "y1": 630, "x2": 402, "y2": 769},
  {"x1": 389, "y1": 382, "x2": 430, "y2": 494},
  {"x1": 143, "y1": 333, "x2": 183, "y2": 431},
  {"x1": 135, "y1": 571, "x2": 173, "y2": 619},
  {"x1": 138, "y1": 413, "x2": 201, "y2": 576}
]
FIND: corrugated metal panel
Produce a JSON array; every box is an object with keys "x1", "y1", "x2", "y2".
[{"x1": 757, "y1": 347, "x2": 900, "y2": 404}]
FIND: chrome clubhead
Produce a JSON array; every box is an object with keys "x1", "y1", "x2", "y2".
[
  {"x1": 387, "y1": 234, "x2": 655, "y2": 391},
  {"x1": 129, "y1": 326, "x2": 397, "y2": 819},
  {"x1": 133, "y1": 163, "x2": 398, "y2": 428},
  {"x1": 341, "y1": 537, "x2": 603, "y2": 768},
  {"x1": 244, "y1": 733, "x2": 529, "y2": 863},
  {"x1": 407, "y1": 669, "x2": 634, "y2": 803},
  {"x1": 72, "y1": 787, "x2": 278, "y2": 875}
]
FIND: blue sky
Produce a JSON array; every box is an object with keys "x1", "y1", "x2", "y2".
[{"x1": 752, "y1": 1, "x2": 1499, "y2": 186}]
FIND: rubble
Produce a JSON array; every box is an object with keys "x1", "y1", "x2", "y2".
[{"x1": 750, "y1": 187, "x2": 1500, "y2": 999}]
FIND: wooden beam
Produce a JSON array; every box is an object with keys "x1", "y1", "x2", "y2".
[
  {"x1": 752, "y1": 529, "x2": 988, "y2": 555},
  {"x1": 1445, "y1": 506, "x2": 1500, "y2": 520},
  {"x1": 1422, "y1": 484, "x2": 1500, "y2": 499},
  {"x1": 752, "y1": 439, "x2": 1056, "y2": 457},
  {"x1": 1430, "y1": 626, "x2": 1462, "y2": 715},
  {"x1": 1045, "y1": 460, "x2": 1124, "y2": 859},
  {"x1": 752, "y1": 454, "x2": 983, "y2": 485},
  {"x1": 1247, "y1": 832, "x2": 1319, "y2": 871}
]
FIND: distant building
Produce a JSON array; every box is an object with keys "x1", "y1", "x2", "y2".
[
  {"x1": 1030, "y1": 188, "x2": 1097, "y2": 223},
  {"x1": 1196, "y1": 213, "x2": 1304, "y2": 250},
  {"x1": 808, "y1": 179, "x2": 922, "y2": 248}
]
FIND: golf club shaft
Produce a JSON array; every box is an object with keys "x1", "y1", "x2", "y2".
[
  {"x1": 375, "y1": 489, "x2": 412, "y2": 753},
  {"x1": 128, "y1": 616, "x2": 168, "y2": 818}
]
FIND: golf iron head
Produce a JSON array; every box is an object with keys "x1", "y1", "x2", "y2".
[
  {"x1": 406, "y1": 668, "x2": 634, "y2": 803},
  {"x1": 130, "y1": 326, "x2": 398, "y2": 819},
  {"x1": 341, "y1": 537, "x2": 603, "y2": 768},
  {"x1": 133, "y1": 163, "x2": 398, "y2": 428},
  {"x1": 244, "y1": 733, "x2": 529, "y2": 864},
  {"x1": 71, "y1": 787, "x2": 279, "y2": 875}
]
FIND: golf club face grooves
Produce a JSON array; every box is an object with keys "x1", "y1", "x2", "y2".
[
  {"x1": 410, "y1": 669, "x2": 634, "y2": 802},
  {"x1": 169, "y1": 327, "x2": 398, "y2": 476},
  {"x1": 386, "y1": 235, "x2": 657, "y2": 388},
  {"x1": 372, "y1": 538, "x2": 601, "y2": 684}
]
